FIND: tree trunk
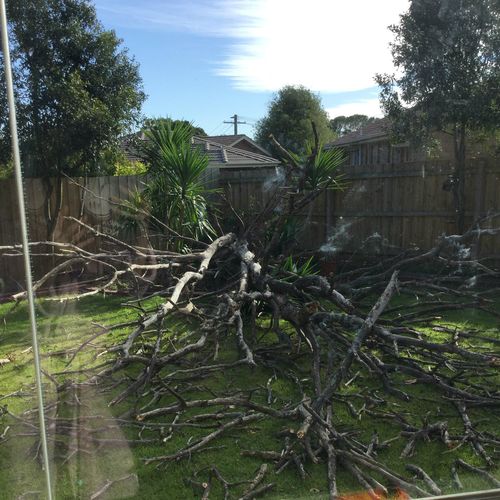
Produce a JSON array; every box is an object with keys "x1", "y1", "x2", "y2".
[{"x1": 453, "y1": 124, "x2": 467, "y2": 234}]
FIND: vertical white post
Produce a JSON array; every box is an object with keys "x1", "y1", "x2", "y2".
[{"x1": 0, "y1": 2, "x2": 53, "y2": 498}]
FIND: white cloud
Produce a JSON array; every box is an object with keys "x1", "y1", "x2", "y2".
[
  {"x1": 215, "y1": 0, "x2": 410, "y2": 92},
  {"x1": 326, "y1": 99, "x2": 383, "y2": 119},
  {"x1": 96, "y1": 0, "x2": 409, "y2": 93}
]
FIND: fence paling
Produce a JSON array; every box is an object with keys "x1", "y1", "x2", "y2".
[{"x1": 0, "y1": 161, "x2": 498, "y2": 294}]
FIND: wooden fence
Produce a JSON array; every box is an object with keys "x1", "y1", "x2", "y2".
[
  {"x1": 220, "y1": 160, "x2": 500, "y2": 256},
  {"x1": 0, "y1": 160, "x2": 499, "y2": 294},
  {"x1": 332, "y1": 160, "x2": 499, "y2": 257},
  {"x1": 0, "y1": 175, "x2": 141, "y2": 294}
]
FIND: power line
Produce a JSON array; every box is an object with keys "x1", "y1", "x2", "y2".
[
  {"x1": 221, "y1": 123, "x2": 234, "y2": 135},
  {"x1": 238, "y1": 115, "x2": 259, "y2": 124},
  {"x1": 208, "y1": 122, "x2": 225, "y2": 135}
]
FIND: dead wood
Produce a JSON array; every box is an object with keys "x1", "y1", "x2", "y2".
[
  {"x1": 405, "y1": 464, "x2": 441, "y2": 495},
  {"x1": 2, "y1": 145, "x2": 500, "y2": 499},
  {"x1": 455, "y1": 459, "x2": 500, "y2": 488}
]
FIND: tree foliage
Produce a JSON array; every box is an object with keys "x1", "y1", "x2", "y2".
[
  {"x1": 376, "y1": 0, "x2": 500, "y2": 231},
  {"x1": 113, "y1": 158, "x2": 147, "y2": 176},
  {"x1": 329, "y1": 114, "x2": 377, "y2": 136},
  {"x1": 255, "y1": 86, "x2": 334, "y2": 155},
  {"x1": 143, "y1": 117, "x2": 207, "y2": 138},
  {"x1": 0, "y1": 0, "x2": 145, "y2": 178}
]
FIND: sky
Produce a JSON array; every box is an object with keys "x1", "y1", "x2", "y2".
[{"x1": 94, "y1": 0, "x2": 410, "y2": 137}]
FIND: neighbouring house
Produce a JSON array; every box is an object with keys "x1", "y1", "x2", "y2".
[
  {"x1": 119, "y1": 132, "x2": 145, "y2": 163},
  {"x1": 120, "y1": 133, "x2": 280, "y2": 169},
  {"x1": 325, "y1": 119, "x2": 412, "y2": 166},
  {"x1": 202, "y1": 134, "x2": 273, "y2": 157},
  {"x1": 190, "y1": 136, "x2": 280, "y2": 169},
  {"x1": 326, "y1": 118, "x2": 496, "y2": 167}
]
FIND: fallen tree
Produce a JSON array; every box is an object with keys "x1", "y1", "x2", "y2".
[{"x1": 1, "y1": 130, "x2": 500, "y2": 499}]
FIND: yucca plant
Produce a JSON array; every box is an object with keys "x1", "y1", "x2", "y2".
[
  {"x1": 115, "y1": 188, "x2": 148, "y2": 242},
  {"x1": 280, "y1": 255, "x2": 318, "y2": 278},
  {"x1": 138, "y1": 120, "x2": 215, "y2": 249},
  {"x1": 303, "y1": 142, "x2": 346, "y2": 191},
  {"x1": 285, "y1": 140, "x2": 345, "y2": 192}
]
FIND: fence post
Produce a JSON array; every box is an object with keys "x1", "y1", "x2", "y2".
[
  {"x1": 471, "y1": 160, "x2": 487, "y2": 259},
  {"x1": 325, "y1": 188, "x2": 334, "y2": 240}
]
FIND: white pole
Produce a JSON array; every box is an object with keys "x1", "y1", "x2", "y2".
[{"x1": 0, "y1": 2, "x2": 53, "y2": 498}]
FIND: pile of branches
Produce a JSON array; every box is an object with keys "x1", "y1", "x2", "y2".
[{"x1": 1, "y1": 131, "x2": 500, "y2": 499}]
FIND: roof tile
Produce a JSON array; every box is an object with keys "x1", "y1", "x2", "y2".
[{"x1": 326, "y1": 118, "x2": 390, "y2": 147}]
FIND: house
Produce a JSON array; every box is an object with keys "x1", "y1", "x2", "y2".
[
  {"x1": 120, "y1": 133, "x2": 279, "y2": 169},
  {"x1": 325, "y1": 118, "x2": 427, "y2": 166},
  {"x1": 190, "y1": 136, "x2": 280, "y2": 169},
  {"x1": 202, "y1": 134, "x2": 273, "y2": 158},
  {"x1": 326, "y1": 118, "x2": 495, "y2": 167}
]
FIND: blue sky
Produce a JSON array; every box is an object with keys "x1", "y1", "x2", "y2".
[{"x1": 94, "y1": 0, "x2": 409, "y2": 137}]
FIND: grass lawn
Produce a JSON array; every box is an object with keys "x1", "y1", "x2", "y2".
[{"x1": 0, "y1": 292, "x2": 499, "y2": 499}]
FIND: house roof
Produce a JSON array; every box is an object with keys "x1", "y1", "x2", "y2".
[
  {"x1": 120, "y1": 133, "x2": 145, "y2": 163},
  {"x1": 203, "y1": 134, "x2": 273, "y2": 157},
  {"x1": 120, "y1": 133, "x2": 280, "y2": 168},
  {"x1": 205, "y1": 134, "x2": 247, "y2": 146},
  {"x1": 191, "y1": 136, "x2": 280, "y2": 168},
  {"x1": 326, "y1": 118, "x2": 390, "y2": 148}
]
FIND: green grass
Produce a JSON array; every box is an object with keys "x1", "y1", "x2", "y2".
[{"x1": 0, "y1": 293, "x2": 499, "y2": 499}]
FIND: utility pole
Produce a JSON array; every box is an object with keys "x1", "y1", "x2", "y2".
[{"x1": 224, "y1": 114, "x2": 246, "y2": 135}]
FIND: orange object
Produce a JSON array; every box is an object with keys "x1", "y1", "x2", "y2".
[
  {"x1": 393, "y1": 488, "x2": 410, "y2": 500},
  {"x1": 339, "y1": 489, "x2": 386, "y2": 500}
]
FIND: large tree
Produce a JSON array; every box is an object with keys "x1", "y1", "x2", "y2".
[
  {"x1": 329, "y1": 114, "x2": 376, "y2": 136},
  {"x1": 376, "y1": 0, "x2": 500, "y2": 233},
  {"x1": 0, "y1": 0, "x2": 145, "y2": 238},
  {"x1": 255, "y1": 85, "x2": 334, "y2": 155}
]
